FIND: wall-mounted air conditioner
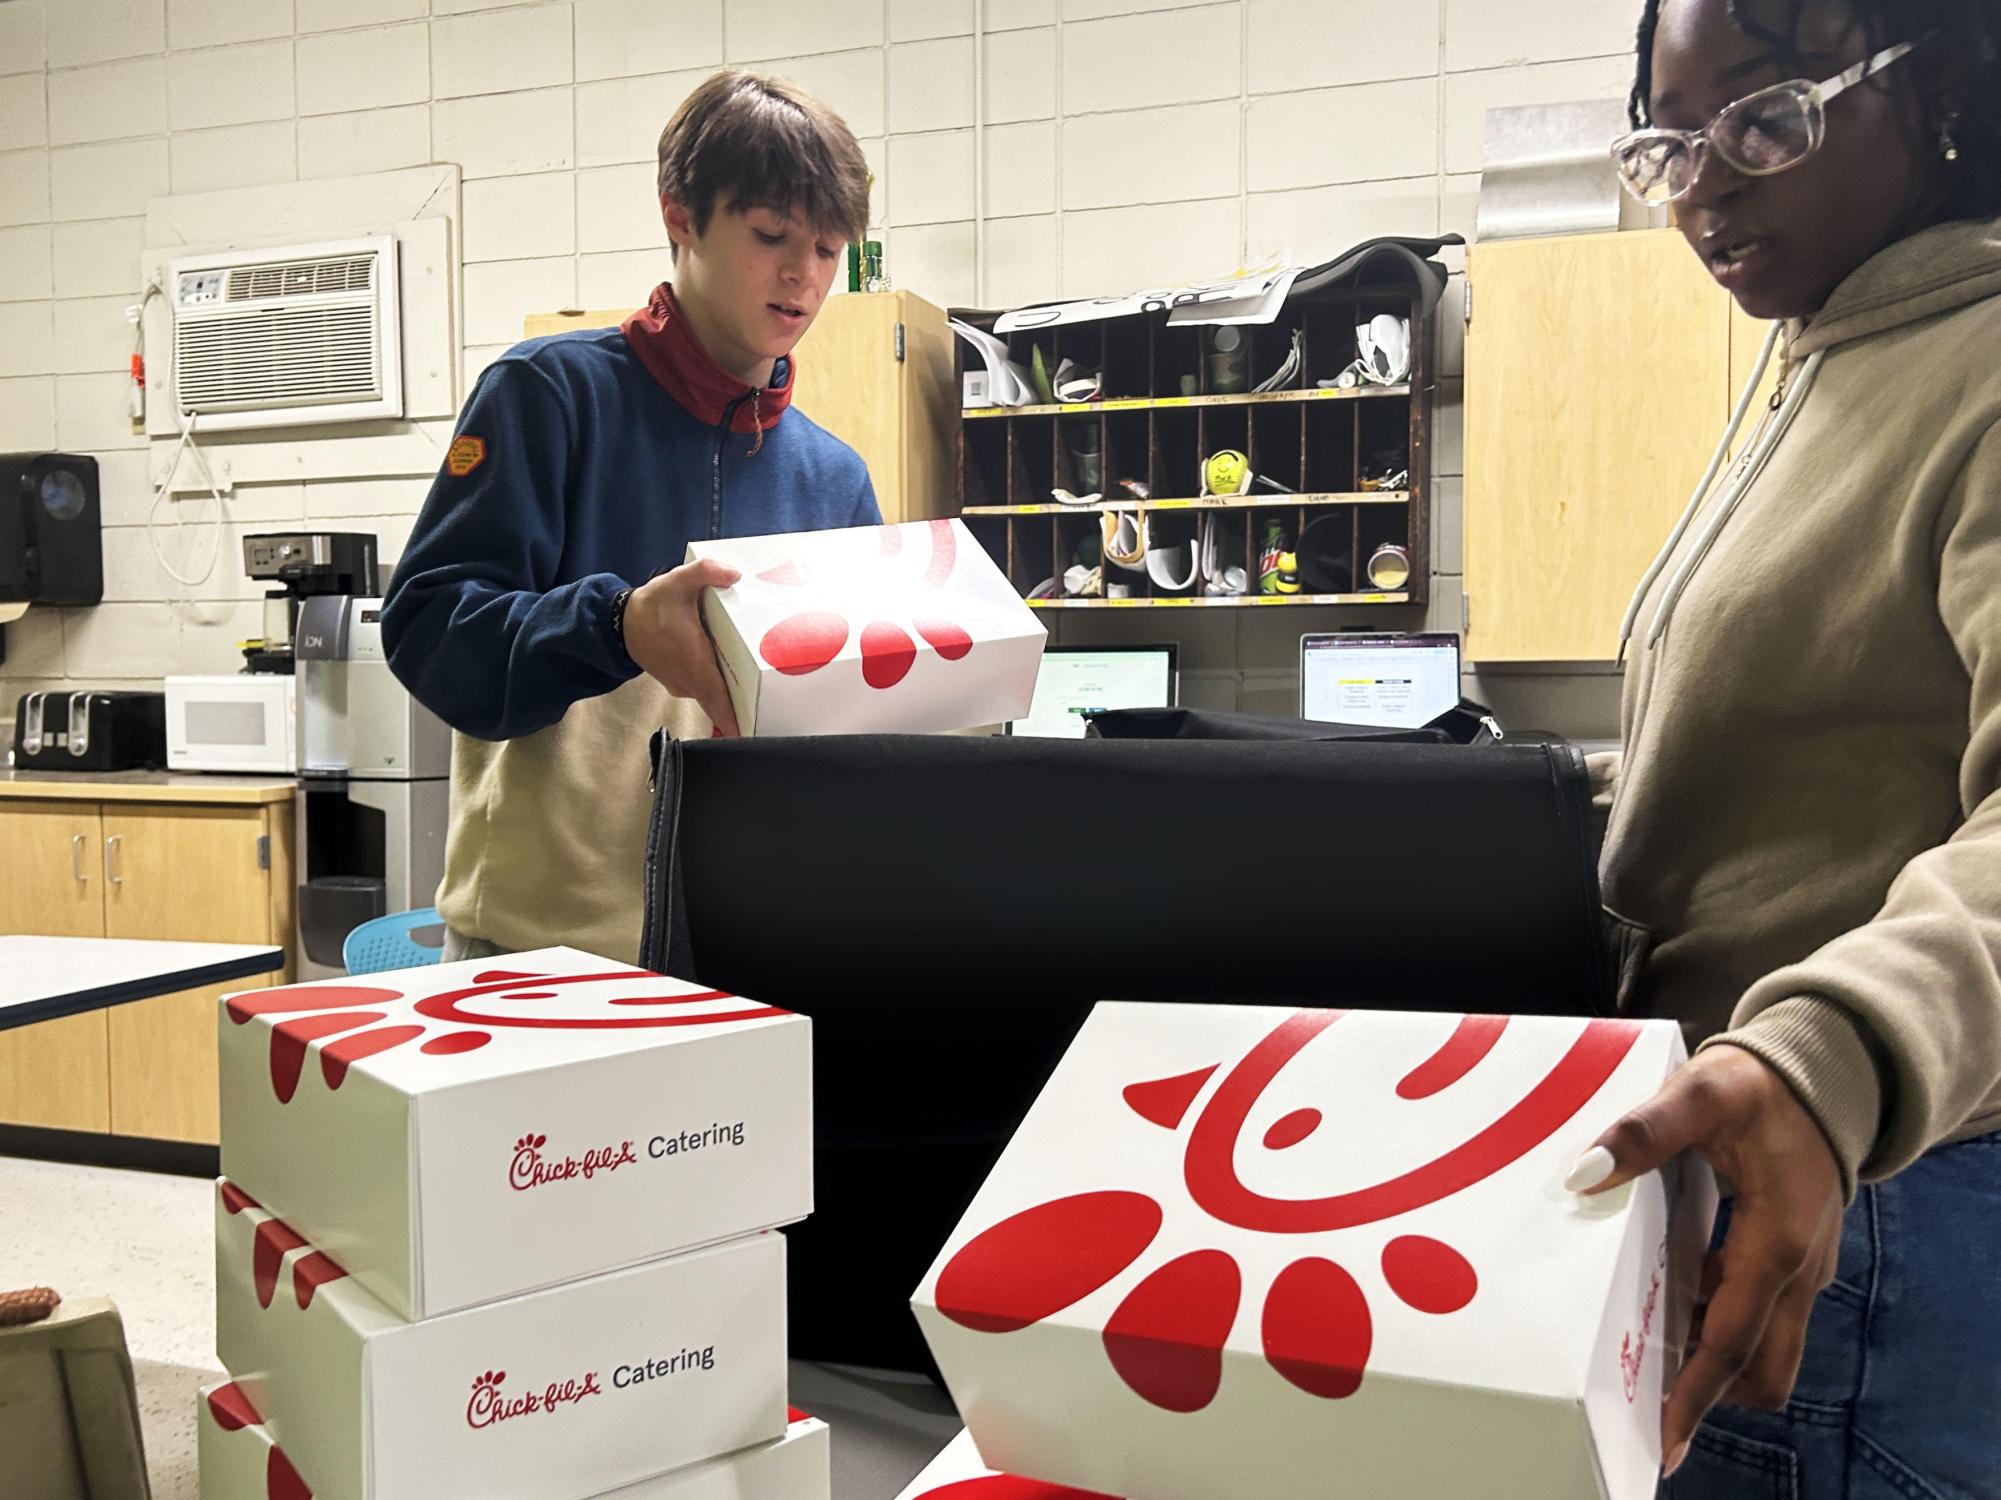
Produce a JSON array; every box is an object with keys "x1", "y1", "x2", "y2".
[{"x1": 168, "y1": 236, "x2": 403, "y2": 432}]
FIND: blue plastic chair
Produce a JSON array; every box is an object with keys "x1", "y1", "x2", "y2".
[{"x1": 342, "y1": 907, "x2": 448, "y2": 976}]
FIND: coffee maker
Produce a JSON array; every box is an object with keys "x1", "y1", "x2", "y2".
[
  {"x1": 291, "y1": 591, "x2": 450, "y2": 979},
  {"x1": 242, "y1": 532, "x2": 377, "y2": 673}
]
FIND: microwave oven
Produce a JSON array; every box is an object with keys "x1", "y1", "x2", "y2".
[{"x1": 165, "y1": 674, "x2": 297, "y2": 773}]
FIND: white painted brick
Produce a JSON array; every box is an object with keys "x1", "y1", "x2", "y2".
[
  {"x1": 0, "y1": 148, "x2": 49, "y2": 225},
  {"x1": 66, "y1": 601, "x2": 265, "y2": 679},
  {"x1": 726, "y1": 0, "x2": 881, "y2": 64},
  {"x1": 50, "y1": 141, "x2": 169, "y2": 221},
  {"x1": 890, "y1": 0, "x2": 967, "y2": 41},
  {"x1": 859, "y1": 133, "x2": 883, "y2": 226},
  {"x1": 359, "y1": 509, "x2": 415, "y2": 566},
  {"x1": 0, "y1": 374, "x2": 55, "y2": 445},
  {"x1": 56, "y1": 371, "x2": 141, "y2": 450},
  {"x1": 296, "y1": 23, "x2": 427, "y2": 116},
  {"x1": 1442, "y1": 170, "x2": 1479, "y2": 244},
  {"x1": 1246, "y1": 178, "x2": 1439, "y2": 263},
  {"x1": 1442, "y1": 54, "x2": 1636, "y2": 174},
  {"x1": 1249, "y1": 0, "x2": 1442, "y2": 93},
  {"x1": 577, "y1": 160, "x2": 662, "y2": 253},
  {"x1": 434, "y1": 0, "x2": 537, "y2": 10},
  {"x1": 885, "y1": 220, "x2": 973, "y2": 309},
  {"x1": 463, "y1": 255, "x2": 576, "y2": 345},
  {"x1": 1434, "y1": 387, "x2": 1463, "y2": 483},
  {"x1": 168, "y1": 39, "x2": 295, "y2": 130},
  {"x1": 212, "y1": 481, "x2": 308, "y2": 525},
  {"x1": 48, "y1": 58, "x2": 168, "y2": 146},
  {"x1": 1060, "y1": 197, "x2": 1240, "y2": 300},
  {"x1": 462, "y1": 340, "x2": 511, "y2": 390},
  {"x1": 1445, "y1": 0, "x2": 1636, "y2": 72},
  {"x1": 982, "y1": 212, "x2": 1055, "y2": 308},
  {"x1": 1249, "y1": 78, "x2": 1439, "y2": 192},
  {"x1": 576, "y1": 0, "x2": 721, "y2": 83},
  {"x1": 575, "y1": 72, "x2": 707, "y2": 168},
  {"x1": 0, "y1": 301, "x2": 54, "y2": 376},
  {"x1": 888, "y1": 37, "x2": 972, "y2": 134},
  {"x1": 296, "y1": 104, "x2": 428, "y2": 179},
  {"x1": 304, "y1": 475, "x2": 429, "y2": 518},
  {"x1": 0, "y1": 3, "x2": 47, "y2": 75},
  {"x1": 168, "y1": 0, "x2": 293, "y2": 50},
  {"x1": 886, "y1": 130, "x2": 972, "y2": 226},
  {"x1": 46, "y1": 0, "x2": 166, "y2": 68},
  {"x1": 435, "y1": 88, "x2": 576, "y2": 179},
  {"x1": 433, "y1": 6, "x2": 573, "y2": 101},
  {"x1": 1064, "y1": 0, "x2": 1217, "y2": 17},
  {"x1": 296, "y1": 0, "x2": 423, "y2": 30},
  {"x1": 988, "y1": 0, "x2": 1052, "y2": 27},
  {"x1": 1437, "y1": 272, "x2": 1464, "y2": 377},
  {"x1": 1062, "y1": 100, "x2": 1236, "y2": 211},
  {"x1": 92, "y1": 449, "x2": 155, "y2": 526},
  {"x1": 1062, "y1": 6, "x2": 1239, "y2": 115},
  {"x1": 463, "y1": 170, "x2": 577, "y2": 262},
  {"x1": 0, "y1": 75, "x2": 47, "y2": 151},
  {"x1": 53, "y1": 296, "x2": 138, "y2": 376},
  {"x1": 983, "y1": 119, "x2": 1053, "y2": 219},
  {"x1": 0, "y1": 225, "x2": 53, "y2": 300},
  {"x1": 577, "y1": 247, "x2": 668, "y2": 305},
  {"x1": 0, "y1": 610, "x2": 68, "y2": 676},
  {"x1": 756, "y1": 48, "x2": 882, "y2": 139},
  {"x1": 102, "y1": 521, "x2": 266, "y2": 604},
  {"x1": 984, "y1": 26, "x2": 1053, "y2": 123},
  {"x1": 50, "y1": 217, "x2": 145, "y2": 298},
  {"x1": 169, "y1": 120, "x2": 297, "y2": 194}
]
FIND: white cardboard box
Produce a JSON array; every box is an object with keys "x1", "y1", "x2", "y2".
[
  {"x1": 913, "y1": 1004, "x2": 1716, "y2": 1500},
  {"x1": 215, "y1": 1181, "x2": 788, "y2": 1500},
  {"x1": 688, "y1": 518, "x2": 1046, "y2": 736},
  {"x1": 218, "y1": 947, "x2": 811, "y2": 1321},
  {"x1": 199, "y1": 1378, "x2": 830, "y2": 1500},
  {"x1": 897, "y1": 1429, "x2": 1115, "y2": 1499}
]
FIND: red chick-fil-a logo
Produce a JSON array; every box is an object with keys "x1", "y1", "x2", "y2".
[
  {"x1": 508, "y1": 1132, "x2": 639, "y2": 1192},
  {"x1": 1620, "y1": 1267, "x2": 1664, "y2": 1402},
  {"x1": 466, "y1": 1368, "x2": 604, "y2": 1430}
]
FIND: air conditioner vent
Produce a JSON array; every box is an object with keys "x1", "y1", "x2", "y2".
[{"x1": 227, "y1": 255, "x2": 376, "y2": 302}]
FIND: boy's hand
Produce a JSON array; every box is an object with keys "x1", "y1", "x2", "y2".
[{"x1": 621, "y1": 559, "x2": 743, "y2": 736}]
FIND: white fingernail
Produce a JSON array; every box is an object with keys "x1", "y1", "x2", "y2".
[{"x1": 1563, "y1": 1145, "x2": 1617, "y2": 1194}]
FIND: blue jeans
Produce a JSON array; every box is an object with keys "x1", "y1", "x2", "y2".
[{"x1": 1660, "y1": 1130, "x2": 2001, "y2": 1500}]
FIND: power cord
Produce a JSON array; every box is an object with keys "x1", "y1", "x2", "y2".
[{"x1": 136, "y1": 279, "x2": 228, "y2": 589}]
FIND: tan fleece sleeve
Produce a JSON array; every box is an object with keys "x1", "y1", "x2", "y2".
[
  {"x1": 1721, "y1": 424, "x2": 2001, "y2": 1191},
  {"x1": 1586, "y1": 750, "x2": 1623, "y2": 856}
]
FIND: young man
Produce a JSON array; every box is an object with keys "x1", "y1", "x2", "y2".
[{"x1": 382, "y1": 70, "x2": 877, "y2": 964}]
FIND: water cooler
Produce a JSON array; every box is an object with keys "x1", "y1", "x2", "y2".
[{"x1": 293, "y1": 595, "x2": 450, "y2": 979}]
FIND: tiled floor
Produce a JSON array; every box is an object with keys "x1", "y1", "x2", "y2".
[{"x1": 0, "y1": 1154, "x2": 959, "y2": 1498}]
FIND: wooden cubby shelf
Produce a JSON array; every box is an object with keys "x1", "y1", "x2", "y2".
[{"x1": 951, "y1": 257, "x2": 1438, "y2": 609}]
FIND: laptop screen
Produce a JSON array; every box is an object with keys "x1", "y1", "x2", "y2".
[
  {"x1": 1300, "y1": 632, "x2": 1461, "y2": 729},
  {"x1": 1007, "y1": 645, "x2": 1179, "y2": 738}
]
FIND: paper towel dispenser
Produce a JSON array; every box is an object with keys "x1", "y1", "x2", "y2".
[{"x1": 1, "y1": 453, "x2": 102, "y2": 608}]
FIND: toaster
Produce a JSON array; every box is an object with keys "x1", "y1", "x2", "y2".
[{"x1": 13, "y1": 690, "x2": 167, "y2": 772}]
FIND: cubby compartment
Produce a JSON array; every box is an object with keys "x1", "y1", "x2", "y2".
[
  {"x1": 1357, "y1": 505, "x2": 1416, "y2": 593},
  {"x1": 1057, "y1": 413, "x2": 1106, "y2": 498},
  {"x1": 1009, "y1": 419, "x2": 1056, "y2": 504},
  {"x1": 1249, "y1": 314, "x2": 1308, "y2": 395},
  {"x1": 1358, "y1": 401, "x2": 1412, "y2": 492},
  {"x1": 1197, "y1": 406, "x2": 1250, "y2": 495},
  {"x1": 1105, "y1": 411, "x2": 1151, "y2": 499},
  {"x1": 1152, "y1": 407, "x2": 1199, "y2": 500},
  {"x1": 1303, "y1": 401, "x2": 1357, "y2": 495},
  {"x1": 961, "y1": 419, "x2": 1009, "y2": 507},
  {"x1": 1296, "y1": 505, "x2": 1358, "y2": 596},
  {"x1": 1139, "y1": 511, "x2": 1203, "y2": 598},
  {"x1": 1249, "y1": 404, "x2": 1305, "y2": 495},
  {"x1": 1103, "y1": 318, "x2": 1150, "y2": 401},
  {"x1": 1154, "y1": 324, "x2": 1203, "y2": 401},
  {"x1": 1302, "y1": 302, "x2": 1362, "y2": 389}
]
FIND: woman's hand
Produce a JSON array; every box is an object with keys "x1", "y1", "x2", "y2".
[
  {"x1": 621, "y1": 558, "x2": 742, "y2": 736},
  {"x1": 1567, "y1": 1043, "x2": 1846, "y2": 1476}
]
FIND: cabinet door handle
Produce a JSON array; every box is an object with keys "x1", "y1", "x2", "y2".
[
  {"x1": 104, "y1": 835, "x2": 123, "y2": 886},
  {"x1": 71, "y1": 833, "x2": 89, "y2": 883}
]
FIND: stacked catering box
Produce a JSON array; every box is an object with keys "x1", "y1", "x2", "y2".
[{"x1": 202, "y1": 947, "x2": 826, "y2": 1500}]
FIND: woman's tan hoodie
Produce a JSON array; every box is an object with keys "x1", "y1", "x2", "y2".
[{"x1": 1597, "y1": 215, "x2": 2001, "y2": 1194}]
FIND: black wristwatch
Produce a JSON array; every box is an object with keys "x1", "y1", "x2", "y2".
[{"x1": 609, "y1": 586, "x2": 636, "y2": 669}]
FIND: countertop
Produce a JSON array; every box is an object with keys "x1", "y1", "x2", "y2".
[{"x1": 0, "y1": 769, "x2": 296, "y2": 805}]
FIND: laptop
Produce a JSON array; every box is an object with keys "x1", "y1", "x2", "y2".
[
  {"x1": 1300, "y1": 632, "x2": 1461, "y2": 729},
  {"x1": 1005, "y1": 643, "x2": 1179, "y2": 738}
]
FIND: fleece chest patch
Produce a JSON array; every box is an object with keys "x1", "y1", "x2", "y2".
[{"x1": 446, "y1": 435, "x2": 487, "y2": 477}]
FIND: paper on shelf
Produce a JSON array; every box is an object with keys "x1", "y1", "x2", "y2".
[{"x1": 950, "y1": 318, "x2": 1034, "y2": 407}]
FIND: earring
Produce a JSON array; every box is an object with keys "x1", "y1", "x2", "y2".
[{"x1": 1940, "y1": 113, "x2": 1963, "y2": 163}]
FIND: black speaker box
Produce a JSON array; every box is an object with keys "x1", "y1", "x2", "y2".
[{"x1": 1, "y1": 452, "x2": 103, "y2": 607}]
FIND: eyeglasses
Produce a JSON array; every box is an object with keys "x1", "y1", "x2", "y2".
[{"x1": 1611, "y1": 39, "x2": 1922, "y2": 205}]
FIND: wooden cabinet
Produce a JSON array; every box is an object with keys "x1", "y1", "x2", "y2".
[
  {"x1": 521, "y1": 290, "x2": 957, "y2": 526},
  {"x1": 0, "y1": 779, "x2": 294, "y2": 1144},
  {"x1": 1463, "y1": 229, "x2": 1749, "y2": 662}
]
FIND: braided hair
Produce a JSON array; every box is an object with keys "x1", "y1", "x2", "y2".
[{"x1": 1629, "y1": 0, "x2": 2001, "y2": 218}]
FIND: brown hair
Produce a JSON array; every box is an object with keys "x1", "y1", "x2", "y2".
[{"x1": 656, "y1": 69, "x2": 871, "y2": 250}]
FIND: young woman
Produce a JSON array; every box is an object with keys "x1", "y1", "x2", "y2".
[{"x1": 1571, "y1": 1, "x2": 2001, "y2": 1495}]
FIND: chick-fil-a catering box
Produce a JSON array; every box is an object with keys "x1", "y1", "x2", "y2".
[
  {"x1": 215, "y1": 1181, "x2": 787, "y2": 1500},
  {"x1": 913, "y1": 1004, "x2": 1716, "y2": 1500},
  {"x1": 218, "y1": 947, "x2": 810, "y2": 1321},
  {"x1": 895, "y1": 1430, "x2": 1116, "y2": 1499},
  {"x1": 200, "y1": 1379, "x2": 828, "y2": 1500},
  {"x1": 688, "y1": 518, "x2": 1045, "y2": 736}
]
